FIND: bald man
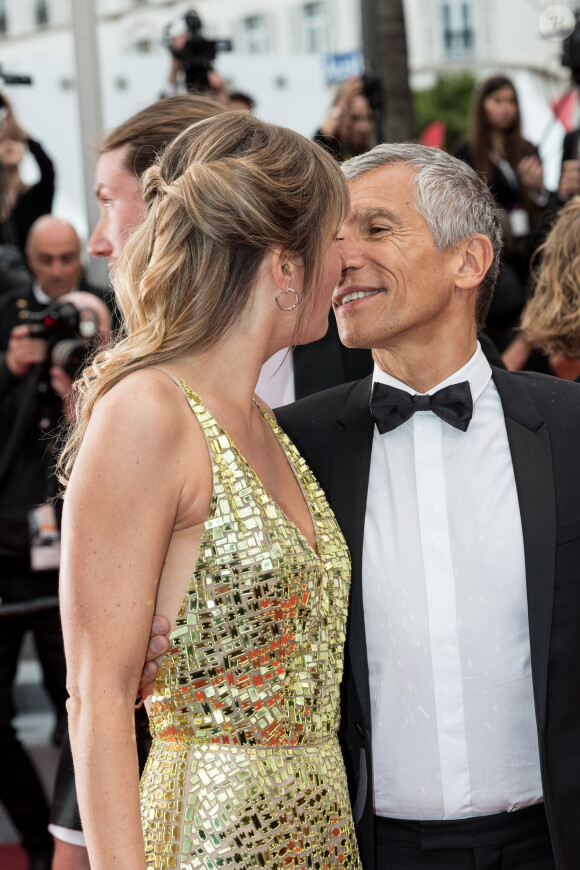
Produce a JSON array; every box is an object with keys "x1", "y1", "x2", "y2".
[{"x1": 26, "y1": 216, "x2": 83, "y2": 299}]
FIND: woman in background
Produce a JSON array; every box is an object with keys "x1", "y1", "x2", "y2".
[
  {"x1": 520, "y1": 196, "x2": 580, "y2": 381},
  {"x1": 455, "y1": 75, "x2": 548, "y2": 352},
  {"x1": 0, "y1": 93, "x2": 54, "y2": 250}
]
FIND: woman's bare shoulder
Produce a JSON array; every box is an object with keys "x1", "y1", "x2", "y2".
[
  {"x1": 94, "y1": 368, "x2": 187, "y2": 431},
  {"x1": 82, "y1": 367, "x2": 205, "y2": 472}
]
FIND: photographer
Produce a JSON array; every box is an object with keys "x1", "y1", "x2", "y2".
[
  {"x1": 161, "y1": 10, "x2": 235, "y2": 105},
  {"x1": 313, "y1": 76, "x2": 374, "y2": 162},
  {"x1": 0, "y1": 220, "x2": 111, "y2": 870}
]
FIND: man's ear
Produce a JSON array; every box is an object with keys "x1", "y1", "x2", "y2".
[{"x1": 455, "y1": 234, "x2": 494, "y2": 290}]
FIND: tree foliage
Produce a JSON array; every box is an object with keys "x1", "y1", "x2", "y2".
[{"x1": 413, "y1": 72, "x2": 477, "y2": 151}]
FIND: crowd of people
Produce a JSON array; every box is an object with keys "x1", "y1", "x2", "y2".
[{"x1": 0, "y1": 62, "x2": 579, "y2": 870}]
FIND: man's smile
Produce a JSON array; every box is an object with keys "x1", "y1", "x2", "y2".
[{"x1": 334, "y1": 285, "x2": 384, "y2": 307}]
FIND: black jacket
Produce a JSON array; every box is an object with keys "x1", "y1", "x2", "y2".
[
  {"x1": 0, "y1": 283, "x2": 61, "y2": 584},
  {"x1": 277, "y1": 369, "x2": 580, "y2": 869}
]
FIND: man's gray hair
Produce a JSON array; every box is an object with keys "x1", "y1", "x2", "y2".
[{"x1": 342, "y1": 143, "x2": 503, "y2": 328}]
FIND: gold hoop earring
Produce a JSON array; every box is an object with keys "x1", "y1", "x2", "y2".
[{"x1": 275, "y1": 287, "x2": 299, "y2": 311}]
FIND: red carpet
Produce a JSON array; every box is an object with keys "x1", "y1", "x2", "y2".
[{"x1": 0, "y1": 843, "x2": 27, "y2": 870}]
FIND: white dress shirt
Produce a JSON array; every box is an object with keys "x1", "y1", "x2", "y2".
[
  {"x1": 32, "y1": 281, "x2": 56, "y2": 305},
  {"x1": 363, "y1": 343, "x2": 543, "y2": 820},
  {"x1": 256, "y1": 347, "x2": 295, "y2": 408}
]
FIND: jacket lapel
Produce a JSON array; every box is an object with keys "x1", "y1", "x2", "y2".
[
  {"x1": 327, "y1": 376, "x2": 375, "y2": 723},
  {"x1": 492, "y1": 368, "x2": 556, "y2": 732}
]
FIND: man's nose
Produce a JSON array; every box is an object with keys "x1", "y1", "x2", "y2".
[
  {"x1": 88, "y1": 219, "x2": 112, "y2": 258},
  {"x1": 338, "y1": 237, "x2": 365, "y2": 276}
]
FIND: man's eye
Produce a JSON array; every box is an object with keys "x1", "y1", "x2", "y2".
[{"x1": 369, "y1": 225, "x2": 389, "y2": 235}]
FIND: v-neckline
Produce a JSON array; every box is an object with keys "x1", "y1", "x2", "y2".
[{"x1": 181, "y1": 381, "x2": 321, "y2": 560}]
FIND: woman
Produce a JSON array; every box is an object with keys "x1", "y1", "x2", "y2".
[
  {"x1": 59, "y1": 112, "x2": 361, "y2": 869},
  {"x1": 455, "y1": 76, "x2": 548, "y2": 351},
  {"x1": 314, "y1": 76, "x2": 374, "y2": 162},
  {"x1": 0, "y1": 93, "x2": 54, "y2": 250},
  {"x1": 519, "y1": 196, "x2": 580, "y2": 381}
]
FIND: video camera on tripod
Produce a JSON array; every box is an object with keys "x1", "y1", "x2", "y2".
[{"x1": 163, "y1": 9, "x2": 232, "y2": 93}]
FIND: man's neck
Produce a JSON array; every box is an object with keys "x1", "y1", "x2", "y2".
[{"x1": 373, "y1": 333, "x2": 478, "y2": 393}]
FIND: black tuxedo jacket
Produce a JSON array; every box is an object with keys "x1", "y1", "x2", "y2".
[
  {"x1": 277, "y1": 367, "x2": 580, "y2": 870},
  {"x1": 562, "y1": 128, "x2": 580, "y2": 164}
]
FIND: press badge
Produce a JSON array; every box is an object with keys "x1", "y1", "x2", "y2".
[{"x1": 28, "y1": 502, "x2": 61, "y2": 571}]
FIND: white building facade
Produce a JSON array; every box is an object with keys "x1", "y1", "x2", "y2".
[{"x1": 0, "y1": 0, "x2": 575, "y2": 236}]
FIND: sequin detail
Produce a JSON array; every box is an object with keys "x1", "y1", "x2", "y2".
[{"x1": 140, "y1": 383, "x2": 360, "y2": 869}]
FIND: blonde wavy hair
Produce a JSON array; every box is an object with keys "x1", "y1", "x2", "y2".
[
  {"x1": 521, "y1": 197, "x2": 580, "y2": 357},
  {"x1": 59, "y1": 112, "x2": 349, "y2": 484}
]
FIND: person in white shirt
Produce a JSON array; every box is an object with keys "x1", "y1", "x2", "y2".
[{"x1": 275, "y1": 143, "x2": 580, "y2": 869}]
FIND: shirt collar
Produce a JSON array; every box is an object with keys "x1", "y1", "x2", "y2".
[
  {"x1": 32, "y1": 281, "x2": 54, "y2": 305},
  {"x1": 372, "y1": 341, "x2": 492, "y2": 404},
  {"x1": 32, "y1": 282, "x2": 80, "y2": 306}
]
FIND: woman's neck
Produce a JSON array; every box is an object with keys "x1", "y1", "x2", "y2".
[
  {"x1": 2, "y1": 166, "x2": 22, "y2": 202},
  {"x1": 489, "y1": 131, "x2": 506, "y2": 158}
]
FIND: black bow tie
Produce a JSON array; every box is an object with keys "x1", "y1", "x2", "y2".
[{"x1": 370, "y1": 380, "x2": 473, "y2": 434}]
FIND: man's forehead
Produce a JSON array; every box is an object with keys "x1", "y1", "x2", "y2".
[
  {"x1": 30, "y1": 230, "x2": 80, "y2": 255},
  {"x1": 345, "y1": 165, "x2": 415, "y2": 217},
  {"x1": 95, "y1": 145, "x2": 134, "y2": 192}
]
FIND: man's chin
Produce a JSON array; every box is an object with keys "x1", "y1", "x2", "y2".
[{"x1": 336, "y1": 323, "x2": 372, "y2": 351}]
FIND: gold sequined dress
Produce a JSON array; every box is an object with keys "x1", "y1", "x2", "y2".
[{"x1": 140, "y1": 382, "x2": 361, "y2": 870}]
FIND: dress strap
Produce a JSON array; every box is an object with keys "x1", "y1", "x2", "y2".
[
  {"x1": 151, "y1": 366, "x2": 188, "y2": 392},
  {"x1": 150, "y1": 367, "x2": 222, "y2": 455},
  {"x1": 151, "y1": 367, "x2": 208, "y2": 412}
]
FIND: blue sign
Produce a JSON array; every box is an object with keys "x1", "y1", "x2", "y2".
[{"x1": 323, "y1": 49, "x2": 364, "y2": 85}]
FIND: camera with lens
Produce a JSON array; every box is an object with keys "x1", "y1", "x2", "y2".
[
  {"x1": 164, "y1": 9, "x2": 232, "y2": 93},
  {"x1": 26, "y1": 299, "x2": 99, "y2": 380}
]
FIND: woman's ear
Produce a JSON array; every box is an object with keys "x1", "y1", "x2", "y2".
[
  {"x1": 270, "y1": 248, "x2": 301, "y2": 292},
  {"x1": 455, "y1": 234, "x2": 495, "y2": 290}
]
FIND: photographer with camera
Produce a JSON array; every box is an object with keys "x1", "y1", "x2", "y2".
[
  {"x1": 161, "y1": 11, "x2": 232, "y2": 102},
  {"x1": 313, "y1": 76, "x2": 375, "y2": 162},
  {"x1": 0, "y1": 217, "x2": 110, "y2": 870}
]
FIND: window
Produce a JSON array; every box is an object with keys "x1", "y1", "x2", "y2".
[
  {"x1": 135, "y1": 38, "x2": 153, "y2": 53},
  {"x1": 302, "y1": 2, "x2": 326, "y2": 54},
  {"x1": 441, "y1": 1, "x2": 475, "y2": 59},
  {"x1": 35, "y1": 0, "x2": 50, "y2": 27},
  {"x1": 242, "y1": 15, "x2": 269, "y2": 54},
  {"x1": 0, "y1": 0, "x2": 7, "y2": 35}
]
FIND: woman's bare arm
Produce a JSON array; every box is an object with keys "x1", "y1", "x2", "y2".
[{"x1": 60, "y1": 371, "x2": 208, "y2": 870}]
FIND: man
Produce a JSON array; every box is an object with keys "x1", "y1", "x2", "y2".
[
  {"x1": 25, "y1": 217, "x2": 84, "y2": 299},
  {"x1": 276, "y1": 144, "x2": 580, "y2": 869}
]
